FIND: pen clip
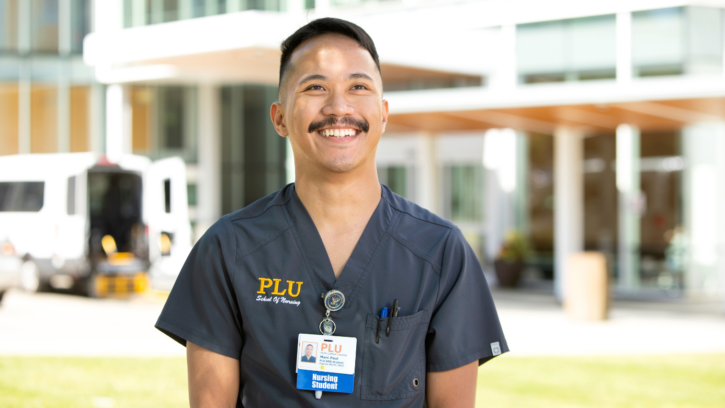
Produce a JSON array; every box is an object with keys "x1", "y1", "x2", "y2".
[{"x1": 387, "y1": 299, "x2": 399, "y2": 337}]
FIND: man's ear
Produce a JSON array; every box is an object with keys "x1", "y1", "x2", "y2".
[
  {"x1": 380, "y1": 99, "x2": 389, "y2": 134},
  {"x1": 270, "y1": 102, "x2": 288, "y2": 137}
]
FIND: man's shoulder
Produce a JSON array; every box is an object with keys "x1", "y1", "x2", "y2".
[
  {"x1": 382, "y1": 187, "x2": 457, "y2": 270},
  {"x1": 200, "y1": 185, "x2": 293, "y2": 252}
]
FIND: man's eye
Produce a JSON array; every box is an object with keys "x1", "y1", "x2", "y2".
[
  {"x1": 351, "y1": 84, "x2": 368, "y2": 90},
  {"x1": 307, "y1": 85, "x2": 324, "y2": 91}
]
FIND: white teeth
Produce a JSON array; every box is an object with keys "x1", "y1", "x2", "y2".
[{"x1": 320, "y1": 129, "x2": 356, "y2": 137}]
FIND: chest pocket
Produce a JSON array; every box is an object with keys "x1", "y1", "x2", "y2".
[{"x1": 361, "y1": 309, "x2": 429, "y2": 401}]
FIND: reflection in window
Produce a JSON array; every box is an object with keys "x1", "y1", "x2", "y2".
[
  {"x1": 31, "y1": 0, "x2": 59, "y2": 53},
  {"x1": 633, "y1": 7, "x2": 723, "y2": 77},
  {"x1": 446, "y1": 165, "x2": 484, "y2": 222},
  {"x1": 0, "y1": 0, "x2": 19, "y2": 53},
  {"x1": 517, "y1": 14, "x2": 616, "y2": 84}
]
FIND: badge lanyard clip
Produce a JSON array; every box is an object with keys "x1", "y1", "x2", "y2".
[{"x1": 316, "y1": 290, "x2": 345, "y2": 400}]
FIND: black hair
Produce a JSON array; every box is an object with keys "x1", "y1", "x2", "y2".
[{"x1": 278, "y1": 17, "x2": 381, "y2": 92}]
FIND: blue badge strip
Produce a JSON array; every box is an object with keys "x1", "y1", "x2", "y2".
[{"x1": 297, "y1": 369, "x2": 354, "y2": 393}]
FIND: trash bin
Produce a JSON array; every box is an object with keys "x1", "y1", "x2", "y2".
[{"x1": 564, "y1": 252, "x2": 609, "y2": 321}]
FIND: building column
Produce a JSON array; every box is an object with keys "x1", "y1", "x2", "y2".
[
  {"x1": 682, "y1": 122, "x2": 725, "y2": 302},
  {"x1": 105, "y1": 84, "x2": 132, "y2": 162},
  {"x1": 89, "y1": 83, "x2": 106, "y2": 154},
  {"x1": 414, "y1": 133, "x2": 437, "y2": 214},
  {"x1": 616, "y1": 124, "x2": 641, "y2": 291},
  {"x1": 554, "y1": 126, "x2": 584, "y2": 300},
  {"x1": 196, "y1": 83, "x2": 222, "y2": 238},
  {"x1": 489, "y1": 25, "x2": 517, "y2": 90}
]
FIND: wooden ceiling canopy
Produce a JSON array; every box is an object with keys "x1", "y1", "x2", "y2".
[{"x1": 386, "y1": 97, "x2": 725, "y2": 135}]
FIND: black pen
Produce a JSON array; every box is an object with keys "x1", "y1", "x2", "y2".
[{"x1": 386, "y1": 299, "x2": 399, "y2": 337}]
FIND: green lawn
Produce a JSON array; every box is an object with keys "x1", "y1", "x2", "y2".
[{"x1": 0, "y1": 354, "x2": 723, "y2": 407}]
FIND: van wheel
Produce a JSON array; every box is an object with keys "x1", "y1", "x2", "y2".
[
  {"x1": 20, "y1": 260, "x2": 41, "y2": 293},
  {"x1": 0, "y1": 290, "x2": 5, "y2": 304}
]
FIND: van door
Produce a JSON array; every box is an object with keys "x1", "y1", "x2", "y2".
[{"x1": 145, "y1": 157, "x2": 191, "y2": 277}]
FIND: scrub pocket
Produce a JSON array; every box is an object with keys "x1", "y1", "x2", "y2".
[{"x1": 361, "y1": 309, "x2": 430, "y2": 401}]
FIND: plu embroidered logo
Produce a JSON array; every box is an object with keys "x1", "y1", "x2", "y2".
[{"x1": 256, "y1": 278, "x2": 303, "y2": 307}]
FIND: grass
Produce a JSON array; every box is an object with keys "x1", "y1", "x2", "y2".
[
  {"x1": 476, "y1": 354, "x2": 725, "y2": 408},
  {"x1": 0, "y1": 354, "x2": 723, "y2": 407}
]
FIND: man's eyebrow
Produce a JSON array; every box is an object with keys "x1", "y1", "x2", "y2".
[
  {"x1": 298, "y1": 74, "x2": 326, "y2": 86},
  {"x1": 349, "y1": 72, "x2": 373, "y2": 81}
]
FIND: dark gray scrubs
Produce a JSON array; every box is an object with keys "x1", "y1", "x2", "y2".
[{"x1": 156, "y1": 184, "x2": 508, "y2": 407}]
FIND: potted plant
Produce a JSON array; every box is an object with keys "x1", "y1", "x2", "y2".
[{"x1": 494, "y1": 231, "x2": 531, "y2": 288}]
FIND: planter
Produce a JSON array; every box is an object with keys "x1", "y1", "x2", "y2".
[{"x1": 494, "y1": 260, "x2": 524, "y2": 288}]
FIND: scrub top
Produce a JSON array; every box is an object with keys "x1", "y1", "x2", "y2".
[{"x1": 156, "y1": 184, "x2": 508, "y2": 407}]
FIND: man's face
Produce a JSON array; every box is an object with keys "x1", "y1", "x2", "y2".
[
  {"x1": 305, "y1": 346, "x2": 313, "y2": 357},
  {"x1": 272, "y1": 34, "x2": 388, "y2": 174}
]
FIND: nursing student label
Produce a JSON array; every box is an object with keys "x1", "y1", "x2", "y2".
[{"x1": 296, "y1": 334, "x2": 357, "y2": 393}]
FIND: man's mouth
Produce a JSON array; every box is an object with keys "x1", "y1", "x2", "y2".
[{"x1": 318, "y1": 128, "x2": 360, "y2": 138}]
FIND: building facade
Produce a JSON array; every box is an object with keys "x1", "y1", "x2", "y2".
[{"x1": 2, "y1": 0, "x2": 724, "y2": 304}]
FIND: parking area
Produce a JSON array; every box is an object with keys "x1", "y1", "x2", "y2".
[
  {"x1": 1, "y1": 288, "x2": 724, "y2": 358},
  {"x1": 0, "y1": 289, "x2": 183, "y2": 357}
]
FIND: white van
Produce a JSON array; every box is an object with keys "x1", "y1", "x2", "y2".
[{"x1": 0, "y1": 153, "x2": 191, "y2": 297}]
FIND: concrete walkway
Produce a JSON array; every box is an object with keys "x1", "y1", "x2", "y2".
[
  {"x1": 493, "y1": 290, "x2": 725, "y2": 356},
  {"x1": 0, "y1": 289, "x2": 723, "y2": 357}
]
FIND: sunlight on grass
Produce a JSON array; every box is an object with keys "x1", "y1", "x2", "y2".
[
  {"x1": 477, "y1": 354, "x2": 725, "y2": 408},
  {"x1": 0, "y1": 357, "x2": 187, "y2": 408},
  {"x1": 0, "y1": 354, "x2": 723, "y2": 407}
]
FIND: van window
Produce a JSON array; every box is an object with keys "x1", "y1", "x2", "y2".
[
  {"x1": 164, "y1": 179, "x2": 171, "y2": 213},
  {"x1": 0, "y1": 182, "x2": 45, "y2": 212}
]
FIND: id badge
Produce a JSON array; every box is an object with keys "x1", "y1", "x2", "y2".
[{"x1": 296, "y1": 333, "x2": 357, "y2": 393}]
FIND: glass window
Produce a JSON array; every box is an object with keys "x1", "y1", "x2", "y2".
[
  {"x1": 131, "y1": 86, "x2": 152, "y2": 154},
  {"x1": 517, "y1": 15, "x2": 616, "y2": 83},
  {"x1": 30, "y1": 84, "x2": 58, "y2": 153},
  {"x1": 70, "y1": 86, "x2": 90, "y2": 152},
  {"x1": 164, "y1": 178, "x2": 171, "y2": 213},
  {"x1": 154, "y1": 86, "x2": 197, "y2": 162},
  {"x1": 446, "y1": 165, "x2": 484, "y2": 222},
  {"x1": 378, "y1": 165, "x2": 408, "y2": 198},
  {"x1": 163, "y1": 0, "x2": 178, "y2": 22},
  {"x1": 31, "y1": 0, "x2": 59, "y2": 53},
  {"x1": 0, "y1": 182, "x2": 45, "y2": 212},
  {"x1": 0, "y1": 0, "x2": 19, "y2": 53},
  {"x1": 0, "y1": 83, "x2": 19, "y2": 156},
  {"x1": 70, "y1": 0, "x2": 89, "y2": 54},
  {"x1": 632, "y1": 8, "x2": 685, "y2": 77},
  {"x1": 158, "y1": 86, "x2": 184, "y2": 149},
  {"x1": 187, "y1": 183, "x2": 197, "y2": 206}
]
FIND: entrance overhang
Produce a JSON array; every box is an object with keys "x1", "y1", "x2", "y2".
[{"x1": 385, "y1": 76, "x2": 725, "y2": 133}]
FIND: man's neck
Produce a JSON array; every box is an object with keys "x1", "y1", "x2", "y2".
[
  {"x1": 295, "y1": 166, "x2": 381, "y2": 229},
  {"x1": 294, "y1": 164, "x2": 382, "y2": 278}
]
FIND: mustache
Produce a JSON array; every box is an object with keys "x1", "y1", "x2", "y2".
[{"x1": 308, "y1": 116, "x2": 370, "y2": 133}]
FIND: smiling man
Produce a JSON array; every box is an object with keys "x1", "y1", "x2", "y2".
[{"x1": 155, "y1": 18, "x2": 507, "y2": 408}]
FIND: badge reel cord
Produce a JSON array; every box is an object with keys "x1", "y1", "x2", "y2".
[{"x1": 316, "y1": 290, "x2": 344, "y2": 400}]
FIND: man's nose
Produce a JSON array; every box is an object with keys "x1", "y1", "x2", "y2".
[{"x1": 321, "y1": 89, "x2": 354, "y2": 117}]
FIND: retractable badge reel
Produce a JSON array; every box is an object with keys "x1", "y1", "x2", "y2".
[
  {"x1": 316, "y1": 290, "x2": 344, "y2": 400},
  {"x1": 320, "y1": 289, "x2": 344, "y2": 335}
]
